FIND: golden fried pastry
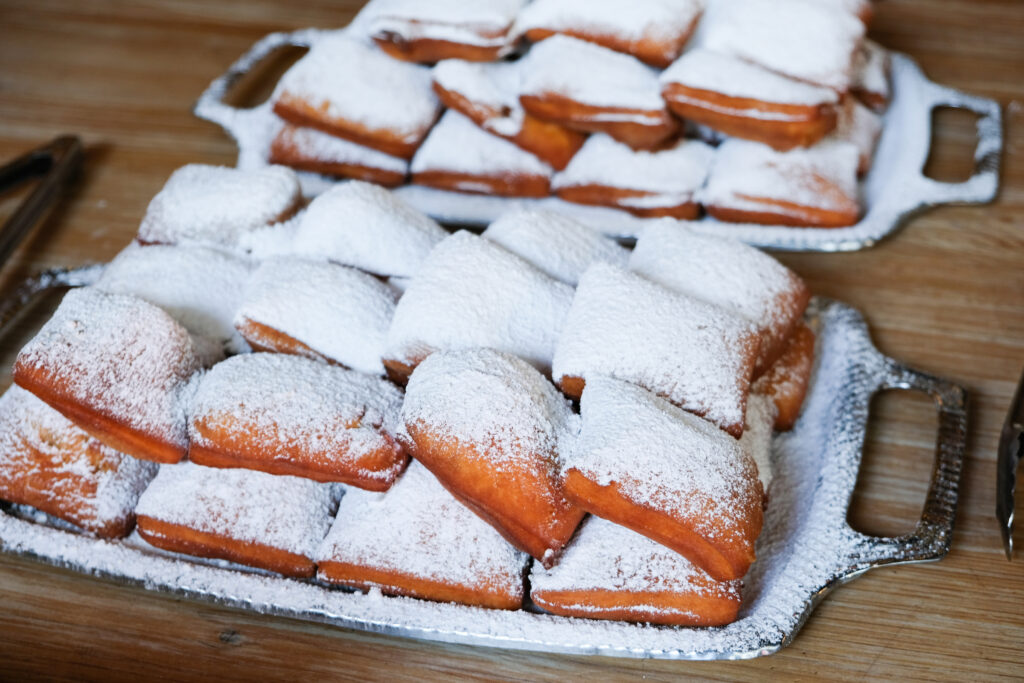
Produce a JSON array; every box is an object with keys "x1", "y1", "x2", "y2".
[
  {"x1": 530, "y1": 516, "x2": 743, "y2": 626},
  {"x1": 740, "y1": 393, "x2": 778, "y2": 495},
  {"x1": 411, "y1": 110, "x2": 553, "y2": 198},
  {"x1": 752, "y1": 320, "x2": 816, "y2": 431},
  {"x1": 383, "y1": 231, "x2": 574, "y2": 383},
  {"x1": 629, "y1": 221, "x2": 811, "y2": 376},
  {"x1": 700, "y1": 0, "x2": 865, "y2": 92},
  {"x1": 136, "y1": 164, "x2": 301, "y2": 249},
  {"x1": 272, "y1": 33, "x2": 441, "y2": 159},
  {"x1": 432, "y1": 59, "x2": 585, "y2": 170},
  {"x1": 290, "y1": 181, "x2": 448, "y2": 279},
  {"x1": 829, "y1": 97, "x2": 883, "y2": 175},
  {"x1": 480, "y1": 208, "x2": 628, "y2": 286},
  {"x1": 360, "y1": 0, "x2": 527, "y2": 63},
  {"x1": 189, "y1": 353, "x2": 406, "y2": 489},
  {"x1": 852, "y1": 39, "x2": 890, "y2": 112},
  {"x1": 401, "y1": 348, "x2": 584, "y2": 566},
  {"x1": 269, "y1": 123, "x2": 408, "y2": 187},
  {"x1": 512, "y1": 0, "x2": 703, "y2": 69},
  {"x1": 317, "y1": 462, "x2": 529, "y2": 608},
  {"x1": 519, "y1": 35, "x2": 679, "y2": 150},
  {"x1": 135, "y1": 462, "x2": 339, "y2": 578},
  {"x1": 0, "y1": 386, "x2": 157, "y2": 539},
  {"x1": 660, "y1": 48, "x2": 841, "y2": 151},
  {"x1": 562, "y1": 376, "x2": 764, "y2": 581},
  {"x1": 13, "y1": 288, "x2": 201, "y2": 464},
  {"x1": 552, "y1": 263, "x2": 760, "y2": 437},
  {"x1": 233, "y1": 256, "x2": 397, "y2": 375},
  {"x1": 553, "y1": 135, "x2": 713, "y2": 219},
  {"x1": 702, "y1": 138, "x2": 861, "y2": 228}
]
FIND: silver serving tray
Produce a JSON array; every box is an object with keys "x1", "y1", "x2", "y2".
[
  {"x1": 0, "y1": 272, "x2": 967, "y2": 660},
  {"x1": 192, "y1": 28, "x2": 1001, "y2": 251}
]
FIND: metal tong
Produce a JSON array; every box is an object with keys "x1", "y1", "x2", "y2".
[{"x1": 997, "y1": 366, "x2": 1024, "y2": 559}]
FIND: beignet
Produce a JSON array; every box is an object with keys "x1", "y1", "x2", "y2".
[
  {"x1": 629, "y1": 221, "x2": 811, "y2": 376},
  {"x1": 519, "y1": 35, "x2": 679, "y2": 150},
  {"x1": 269, "y1": 123, "x2": 408, "y2": 187},
  {"x1": 411, "y1": 110, "x2": 553, "y2": 198},
  {"x1": 135, "y1": 462, "x2": 338, "y2": 578},
  {"x1": 829, "y1": 97, "x2": 882, "y2": 175},
  {"x1": 481, "y1": 208, "x2": 628, "y2": 286},
  {"x1": 188, "y1": 353, "x2": 406, "y2": 489},
  {"x1": 290, "y1": 181, "x2": 448, "y2": 279},
  {"x1": 752, "y1": 320, "x2": 816, "y2": 431},
  {"x1": 317, "y1": 462, "x2": 528, "y2": 608},
  {"x1": 401, "y1": 348, "x2": 583, "y2": 566},
  {"x1": 701, "y1": 138, "x2": 861, "y2": 228},
  {"x1": 0, "y1": 386, "x2": 157, "y2": 539},
  {"x1": 562, "y1": 376, "x2": 764, "y2": 581},
  {"x1": 553, "y1": 135, "x2": 713, "y2": 219},
  {"x1": 552, "y1": 262, "x2": 760, "y2": 437},
  {"x1": 512, "y1": 0, "x2": 704, "y2": 68},
  {"x1": 272, "y1": 33, "x2": 441, "y2": 159},
  {"x1": 383, "y1": 231, "x2": 574, "y2": 383},
  {"x1": 136, "y1": 164, "x2": 300, "y2": 249},
  {"x1": 234, "y1": 256, "x2": 396, "y2": 376},
  {"x1": 530, "y1": 516, "x2": 743, "y2": 626},
  {"x1": 361, "y1": 0, "x2": 527, "y2": 63},
  {"x1": 660, "y1": 48, "x2": 840, "y2": 151},
  {"x1": 432, "y1": 58, "x2": 585, "y2": 170},
  {"x1": 13, "y1": 288, "x2": 200, "y2": 464}
]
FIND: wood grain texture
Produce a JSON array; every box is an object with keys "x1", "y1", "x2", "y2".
[{"x1": 0, "y1": 0, "x2": 1023, "y2": 679}]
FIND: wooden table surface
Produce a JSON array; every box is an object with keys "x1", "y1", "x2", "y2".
[{"x1": 1, "y1": 0, "x2": 1022, "y2": 680}]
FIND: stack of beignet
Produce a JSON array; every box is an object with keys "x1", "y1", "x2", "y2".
[
  {"x1": 0, "y1": 167, "x2": 819, "y2": 629},
  {"x1": 256, "y1": 0, "x2": 888, "y2": 228}
]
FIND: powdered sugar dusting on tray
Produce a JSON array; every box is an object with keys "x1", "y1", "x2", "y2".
[
  {"x1": 235, "y1": 256, "x2": 396, "y2": 375},
  {"x1": 411, "y1": 110, "x2": 553, "y2": 178},
  {"x1": 134, "y1": 461, "x2": 339, "y2": 560},
  {"x1": 513, "y1": 0, "x2": 704, "y2": 47},
  {"x1": 552, "y1": 263, "x2": 758, "y2": 432},
  {"x1": 520, "y1": 35, "x2": 667, "y2": 112},
  {"x1": 318, "y1": 461, "x2": 528, "y2": 594},
  {"x1": 275, "y1": 124, "x2": 409, "y2": 174},
  {"x1": 386, "y1": 231, "x2": 574, "y2": 373},
  {"x1": 291, "y1": 181, "x2": 448, "y2": 279},
  {"x1": 481, "y1": 208, "x2": 628, "y2": 286}
]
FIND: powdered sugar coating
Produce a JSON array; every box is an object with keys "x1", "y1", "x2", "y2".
[
  {"x1": 411, "y1": 110, "x2": 553, "y2": 178},
  {"x1": 701, "y1": 138, "x2": 860, "y2": 217},
  {"x1": 291, "y1": 181, "x2": 448, "y2": 278},
  {"x1": 432, "y1": 59, "x2": 526, "y2": 138},
  {"x1": 273, "y1": 32, "x2": 440, "y2": 142},
  {"x1": 698, "y1": 0, "x2": 865, "y2": 92},
  {"x1": 519, "y1": 35, "x2": 666, "y2": 112},
  {"x1": 567, "y1": 375, "x2": 761, "y2": 544},
  {"x1": 137, "y1": 164, "x2": 300, "y2": 248},
  {"x1": 552, "y1": 263, "x2": 759, "y2": 433},
  {"x1": 14, "y1": 288, "x2": 200, "y2": 453},
  {"x1": 0, "y1": 386, "x2": 157, "y2": 536},
  {"x1": 829, "y1": 98, "x2": 882, "y2": 173},
  {"x1": 531, "y1": 515, "x2": 741, "y2": 599},
  {"x1": 135, "y1": 461, "x2": 339, "y2": 560},
  {"x1": 318, "y1": 461, "x2": 528, "y2": 598},
  {"x1": 481, "y1": 209, "x2": 628, "y2": 286},
  {"x1": 363, "y1": 0, "x2": 526, "y2": 49},
  {"x1": 274, "y1": 124, "x2": 409, "y2": 175},
  {"x1": 95, "y1": 243, "x2": 253, "y2": 355},
  {"x1": 235, "y1": 256, "x2": 396, "y2": 375},
  {"x1": 740, "y1": 393, "x2": 777, "y2": 492},
  {"x1": 852, "y1": 40, "x2": 890, "y2": 108},
  {"x1": 660, "y1": 48, "x2": 839, "y2": 108},
  {"x1": 553, "y1": 135, "x2": 713, "y2": 204},
  {"x1": 386, "y1": 231, "x2": 574, "y2": 373}
]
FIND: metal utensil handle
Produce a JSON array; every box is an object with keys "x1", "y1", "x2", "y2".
[{"x1": 845, "y1": 361, "x2": 968, "y2": 570}]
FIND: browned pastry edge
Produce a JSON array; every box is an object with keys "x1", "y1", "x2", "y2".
[
  {"x1": 12, "y1": 370, "x2": 185, "y2": 465},
  {"x1": 137, "y1": 515, "x2": 315, "y2": 578},
  {"x1": 662, "y1": 83, "x2": 838, "y2": 151},
  {"x1": 752, "y1": 278, "x2": 813, "y2": 379},
  {"x1": 555, "y1": 184, "x2": 701, "y2": 219},
  {"x1": 706, "y1": 200, "x2": 859, "y2": 229},
  {"x1": 432, "y1": 83, "x2": 585, "y2": 171},
  {"x1": 383, "y1": 358, "x2": 417, "y2": 387},
  {"x1": 373, "y1": 34, "x2": 508, "y2": 64},
  {"x1": 562, "y1": 470, "x2": 762, "y2": 582},
  {"x1": 852, "y1": 88, "x2": 888, "y2": 113},
  {"x1": 0, "y1": 484, "x2": 134, "y2": 539},
  {"x1": 754, "y1": 321, "x2": 816, "y2": 431},
  {"x1": 269, "y1": 130, "x2": 407, "y2": 187},
  {"x1": 531, "y1": 587, "x2": 741, "y2": 627},
  {"x1": 273, "y1": 94, "x2": 435, "y2": 160},
  {"x1": 411, "y1": 169, "x2": 551, "y2": 198},
  {"x1": 318, "y1": 561, "x2": 524, "y2": 610},
  {"x1": 521, "y1": 18, "x2": 700, "y2": 70},
  {"x1": 235, "y1": 317, "x2": 335, "y2": 366},
  {"x1": 520, "y1": 92, "x2": 679, "y2": 150}
]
